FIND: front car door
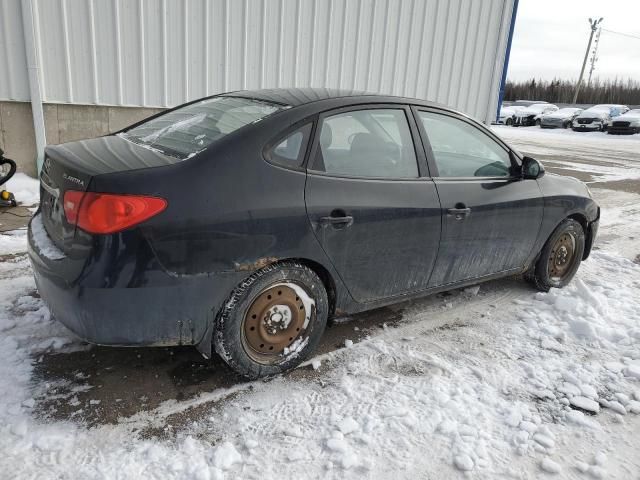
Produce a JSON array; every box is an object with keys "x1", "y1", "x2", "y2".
[
  {"x1": 414, "y1": 108, "x2": 544, "y2": 287},
  {"x1": 305, "y1": 105, "x2": 442, "y2": 303}
]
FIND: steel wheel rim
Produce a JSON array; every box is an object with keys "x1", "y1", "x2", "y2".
[
  {"x1": 548, "y1": 232, "x2": 577, "y2": 282},
  {"x1": 241, "y1": 283, "x2": 310, "y2": 364}
]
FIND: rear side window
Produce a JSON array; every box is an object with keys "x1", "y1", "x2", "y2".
[
  {"x1": 312, "y1": 109, "x2": 419, "y2": 179},
  {"x1": 418, "y1": 111, "x2": 511, "y2": 178},
  {"x1": 120, "y1": 96, "x2": 286, "y2": 159},
  {"x1": 266, "y1": 124, "x2": 312, "y2": 169}
]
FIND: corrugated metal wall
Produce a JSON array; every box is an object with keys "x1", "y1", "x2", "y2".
[{"x1": 0, "y1": 0, "x2": 515, "y2": 123}]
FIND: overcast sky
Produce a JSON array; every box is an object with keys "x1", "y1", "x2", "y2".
[{"x1": 507, "y1": 0, "x2": 640, "y2": 82}]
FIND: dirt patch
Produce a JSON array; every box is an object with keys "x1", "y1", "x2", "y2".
[
  {"x1": 543, "y1": 165, "x2": 597, "y2": 183},
  {"x1": 31, "y1": 303, "x2": 405, "y2": 431},
  {"x1": 0, "y1": 251, "x2": 27, "y2": 263},
  {"x1": 0, "y1": 206, "x2": 32, "y2": 232},
  {"x1": 33, "y1": 346, "x2": 245, "y2": 427},
  {"x1": 595, "y1": 179, "x2": 640, "y2": 195}
]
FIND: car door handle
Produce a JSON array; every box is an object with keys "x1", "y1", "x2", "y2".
[
  {"x1": 447, "y1": 206, "x2": 471, "y2": 220},
  {"x1": 319, "y1": 213, "x2": 354, "y2": 228}
]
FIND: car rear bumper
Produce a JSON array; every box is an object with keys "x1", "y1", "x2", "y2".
[{"x1": 28, "y1": 216, "x2": 245, "y2": 348}]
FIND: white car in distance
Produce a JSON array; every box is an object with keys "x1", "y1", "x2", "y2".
[{"x1": 512, "y1": 103, "x2": 559, "y2": 127}]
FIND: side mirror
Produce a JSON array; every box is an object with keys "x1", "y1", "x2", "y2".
[{"x1": 522, "y1": 156, "x2": 545, "y2": 180}]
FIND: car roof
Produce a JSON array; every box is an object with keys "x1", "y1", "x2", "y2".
[
  {"x1": 223, "y1": 87, "x2": 435, "y2": 108},
  {"x1": 590, "y1": 104, "x2": 627, "y2": 108}
]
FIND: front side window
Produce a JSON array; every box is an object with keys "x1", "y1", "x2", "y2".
[
  {"x1": 313, "y1": 109, "x2": 419, "y2": 179},
  {"x1": 266, "y1": 124, "x2": 312, "y2": 169},
  {"x1": 120, "y1": 96, "x2": 286, "y2": 158},
  {"x1": 418, "y1": 111, "x2": 512, "y2": 178}
]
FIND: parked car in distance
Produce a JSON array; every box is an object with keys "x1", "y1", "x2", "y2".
[
  {"x1": 572, "y1": 104, "x2": 630, "y2": 132},
  {"x1": 497, "y1": 105, "x2": 527, "y2": 125},
  {"x1": 28, "y1": 88, "x2": 600, "y2": 379},
  {"x1": 539, "y1": 108, "x2": 583, "y2": 129},
  {"x1": 607, "y1": 109, "x2": 640, "y2": 135},
  {"x1": 513, "y1": 103, "x2": 559, "y2": 126}
]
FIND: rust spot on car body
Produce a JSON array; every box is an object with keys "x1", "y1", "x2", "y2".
[
  {"x1": 234, "y1": 257, "x2": 280, "y2": 272},
  {"x1": 334, "y1": 307, "x2": 348, "y2": 317}
]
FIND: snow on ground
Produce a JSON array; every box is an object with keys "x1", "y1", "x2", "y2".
[
  {"x1": 6, "y1": 173, "x2": 40, "y2": 207},
  {"x1": 0, "y1": 228, "x2": 30, "y2": 256},
  {"x1": 1, "y1": 135, "x2": 640, "y2": 478}
]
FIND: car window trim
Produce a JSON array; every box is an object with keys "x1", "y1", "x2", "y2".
[
  {"x1": 262, "y1": 119, "x2": 315, "y2": 172},
  {"x1": 412, "y1": 106, "x2": 521, "y2": 180},
  {"x1": 432, "y1": 176, "x2": 522, "y2": 183},
  {"x1": 307, "y1": 103, "x2": 430, "y2": 180}
]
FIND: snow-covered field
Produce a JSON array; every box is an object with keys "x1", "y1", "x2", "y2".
[{"x1": 1, "y1": 128, "x2": 640, "y2": 479}]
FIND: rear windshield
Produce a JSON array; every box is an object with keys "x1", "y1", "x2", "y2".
[{"x1": 119, "y1": 96, "x2": 286, "y2": 158}]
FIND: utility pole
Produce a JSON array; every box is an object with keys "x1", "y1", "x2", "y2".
[
  {"x1": 587, "y1": 26, "x2": 602, "y2": 86},
  {"x1": 573, "y1": 17, "x2": 603, "y2": 104}
]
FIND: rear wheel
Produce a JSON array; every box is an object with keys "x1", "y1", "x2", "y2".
[
  {"x1": 528, "y1": 218, "x2": 585, "y2": 292},
  {"x1": 506, "y1": 118, "x2": 513, "y2": 126},
  {"x1": 214, "y1": 261, "x2": 328, "y2": 379}
]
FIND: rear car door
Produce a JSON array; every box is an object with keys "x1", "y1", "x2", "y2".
[
  {"x1": 305, "y1": 106, "x2": 441, "y2": 303},
  {"x1": 414, "y1": 108, "x2": 544, "y2": 287}
]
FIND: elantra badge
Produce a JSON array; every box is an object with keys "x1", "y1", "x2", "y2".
[{"x1": 63, "y1": 172, "x2": 85, "y2": 188}]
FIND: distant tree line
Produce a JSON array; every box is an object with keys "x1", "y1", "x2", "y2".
[{"x1": 504, "y1": 78, "x2": 640, "y2": 105}]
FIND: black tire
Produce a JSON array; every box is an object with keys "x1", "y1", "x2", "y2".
[
  {"x1": 214, "y1": 261, "x2": 329, "y2": 379},
  {"x1": 535, "y1": 118, "x2": 541, "y2": 127},
  {"x1": 528, "y1": 219, "x2": 585, "y2": 292},
  {"x1": 562, "y1": 121, "x2": 570, "y2": 129},
  {"x1": 0, "y1": 157, "x2": 17, "y2": 186},
  {"x1": 506, "y1": 118, "x2": 513, "y2": 126}
]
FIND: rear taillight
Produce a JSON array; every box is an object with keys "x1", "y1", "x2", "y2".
[{"x1": 63, "y1": 191, "x2": 167, "y2": 234}]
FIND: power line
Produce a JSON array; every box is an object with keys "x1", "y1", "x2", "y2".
[{"x1": 601, "y1": 28, "x2": 640, "y2": 41}]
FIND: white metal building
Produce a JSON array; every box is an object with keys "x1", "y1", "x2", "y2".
[{"x1": 0, "y1": 0, "x2": 517, "y2": 172}]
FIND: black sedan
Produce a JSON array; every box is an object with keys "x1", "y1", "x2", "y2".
[{"x1": 28, "y1": 89, "x2": 600, "y2": 379}]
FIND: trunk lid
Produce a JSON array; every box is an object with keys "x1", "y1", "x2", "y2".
[{"x1": 39, "y1": 135, "x2": 179, "y2": 251}]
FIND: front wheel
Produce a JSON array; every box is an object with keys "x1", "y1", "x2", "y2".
[
  {"x1": 506, "y1": 118, "x2": 513, "y2": 126},
  {"x1": 527, "y1": 218, "x2": 585, "y2": 292},
  {"x1": 214, "y1": 261, "x2": 329, "y2": 379}
]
